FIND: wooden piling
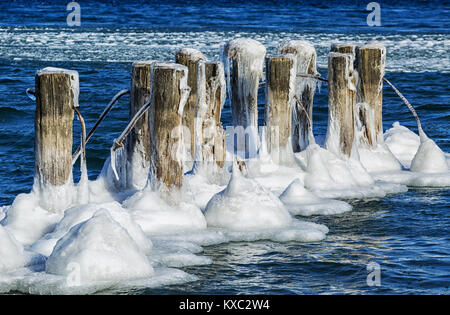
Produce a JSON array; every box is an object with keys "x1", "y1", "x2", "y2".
[
  {"x1": 355, "y1": 42, "x2": 386, "y2": 146},
  {"x1": 326, "y1": 53, "x2": 356, "y2": 157},
  {"x1": 175, "y1": 48, "x2": 208, "y2": 164},
  {"x1": 223, "y1": 38, "x2": 266, "y2": 129},
  {"x1": 149, "y1": 63, "x2": 189, "y2": 190},
  {"x1": 264, "y1": 54, "x2": 296, "y2": 164},
  {"x1": 331, "y1": 42, "x2": 357, "y2": 56},
  {"x1": 35, "y1": 67, "x2": 77, "y2": 188},
  {"x1": 278, "y1": 40, "x2": 317, "y2": 152},
  {"x1": 126, "y1": 61, "x2": 154, "y2": 189},
  {"x1": 196, "y1": 61, "x2": 226, "y2": 168}
]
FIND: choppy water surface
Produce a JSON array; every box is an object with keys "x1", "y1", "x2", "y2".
[{"x1": 0, "y1": 0, "x2": 448, "y2": 294}]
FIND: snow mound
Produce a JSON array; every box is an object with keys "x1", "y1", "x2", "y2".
[
  {"x1": 204, "y1": 167, "x2": 292, "y2": 231},
  {"x1": 384, "y1": 122, "x2": 420, "y2": 168},
  {"x1": 45, "y1": 210, "x2": 154, "y2": 284},
  {"x1": 296, "y1": 144, "x2": 407, "y2": 199},
  {"x1": 0, "y1": 225, "x2": 26, "y2": 272},
  {"x1": 124, "y1": 188, "x2": 207, "y2": 235},
  {"x1": 410, "y1": 136, "x2": 448, "y2": 173},
  {"x1": 31, "y1": 202, "x2": 152, "y2": 257},
  {"x1": 1, "y1": 192, "x2": 62, "y2": 246},
  {"x1": 279, "y1": 179, "x2": 352, "y2": 216}
]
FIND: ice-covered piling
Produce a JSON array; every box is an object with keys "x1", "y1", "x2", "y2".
[
  {"x1": 34, "y1": 67, "x2": 78, "y2": 211},
  {"x1": 223, "y1": 38, "x2": 265, "y2": 153},
  {"x1": 331, "y1": 42, "x2": 357, "y2": 56},
  {"x1": 278, "y1": 40, "x2": 318, "y2": 152},
  {"x1": 195, "y1": 61, "x2": 227, "y2": 169},
  {"x1": 356, "y1": 42, "x2": 386, "y2": 146},
  {"x1": 126, "y1": 61, "x2": 155, "y2": 190},
  {"x1": 149, "y1": 63, "x2": 190, "y2": 190},
  {"x1": 325, "y1": 53, "x2": 357, "y2": 157},
  {"x1": 264, "y1": 54, "x2": 297, "y2": 165},
  {"x1": 176, "y1": 48, "x2": 208, "y2": 166}
]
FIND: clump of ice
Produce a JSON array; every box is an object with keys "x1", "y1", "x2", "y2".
[
  {"x1": 204, "y1": 165, "x2": 292, "y2": 231},
  {"x1": 355, "y1": 104, "x2": 402, "y2": 173},
  {"x1": 410, "y1": 134, "x2": 448, "y2": 173},
  {"x1": 45, "y1": 210, "x2": 154, "y2": 284},
  {"x1": 384, "y1": 122, "x2": 420, "y2": 168},
  {"x1": 1, "y1": 192, "x2": 62, "y2": 245},
  {"x1": 372, "y1": 122, "x2": 450, "y2": 187},
  {"x1": 279, "y1": 179, "x2": 352, "y2": 216},
  {"x1": 0, "y1": 225, "x2": 26, "y2": 272},
  {"x1": 296, "y1": 143, "x2": 407, "y2": 199},
  {"x1": 123, "y1": 188, "x2": 207, "y2": 235},
  {"x1": 30, "y1": 202, "x2": 152, "y2": 257},
  {"x1": 223, "y1": 38, "x2": 265, "y2": 129}
]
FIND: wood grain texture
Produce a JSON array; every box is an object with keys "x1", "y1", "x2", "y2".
[
  {"x1": 327, "y1": 53, "x2": 356, "y2": 157},
  {"x1": 265, "y1": 55, "x2": 295, "y2": 157},
  {"x1": 176, "y1": 48, "x2": 207, "y2": 162},
  {"x1": 356, "y1": 44, "x2": 385, "y2": 146},
  {"x1": 149, "y1": 63, "x2": 187, "y2": 189},
  {"x1": 126, "y1": 61, "x2": 154, "y2": 188},
  {"x1": 35, "y1": 70, "x2": 75, "y2": 186}
]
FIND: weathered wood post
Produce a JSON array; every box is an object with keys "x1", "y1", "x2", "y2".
[
  {"x1": 149, "y1": 63, "x2": 190, "y2": 190},
  {"x1": 223, "y1": 38, "x2": 265, "y2": 157},
  {"x1": 331, "y1": 42, "x2": 357, "y2": 56},
  {"x1": 175, "y1": 48, "x2": 208, "y2": 168},
  {"x1": 325, "y1": 53, "x2": 357, "y2": 157},
  {"x1": 355, "y1": 42, "x2": 386, "y2": 146},
  {"x1": 264, "y1": 54, "x2": 297, "y2": 164},
  {"x1": 34, "y1": 67, "x2": 78, "y2": 211},
  {"x1": 278, "y1": 40, "x2": 318, "y2": 152},
  {"x1": 196, "y1": 61, "x2": 226, "y2": 169},
  {"x1": 126, "y1": 61, "x2": 155, "y2": 190}
]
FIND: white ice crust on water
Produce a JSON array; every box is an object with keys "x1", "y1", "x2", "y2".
[
  {"x1": 372, "y1": 122, "x2": 450, "y2": 187},
  {"x1": 295, "y1": 143, "x2": 407, "y2": 199},
  {"x1": 123, "y1": 187, "x2": 207, "y2": 236},
  {"x1": 410, "y1": 135, "x2": 448, "y2": 173},
  {"x1": 203, "y1": 163, "x2": 329, "y2": 242},
  {"x1": 30, "y1": 201, "x2": 152, "y2": 257},
  {"x1": 45, "y1": 210, "x2": 154, "y2": 284},
  {"x1": 204, "y1": 165, "x2": 292, "y2": 231},
  {"x1": 279, "y1": 179, "x2": 352, "y2": 216},
  {"x1": 355, "y1": 103, "x2": 402, "y2": 173},
  {"x1": 384, "y1": 122, "x2": 420, "y2": 168},
  {"x1": 0, "y1": 225, "x2": 27, "y2": 272}
]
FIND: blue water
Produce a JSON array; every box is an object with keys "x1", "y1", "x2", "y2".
[{"x1": 0, "y1": 0, "x2": 449, "y2": 294}]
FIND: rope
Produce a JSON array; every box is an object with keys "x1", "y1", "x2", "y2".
[
  {"x1": 297, "y1": 73, "x2": 328, "y2": 82},
  {"x1": 294, "y1": 94, "x2": 313, "y2": 131},
  {"x1": 72, "y1": 89, "x2": 130, "y2": 164},
  {"x1": 73, "y1": 107, "x2": 87, "y2": 168},
  {"x1": 383, "y1": 77, "x2": 424, "y2": 137},
  {"x1": 111, "y1": 98, "x2": 152, "y2": 152}
]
